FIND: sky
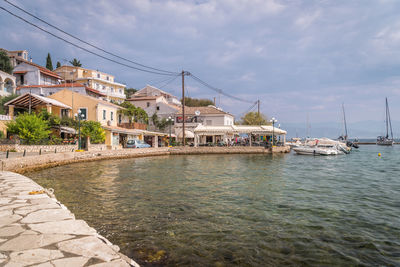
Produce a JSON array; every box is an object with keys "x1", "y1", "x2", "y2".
[{"x1": 1, "y1": 0, "x2": 400, "y2": 126}]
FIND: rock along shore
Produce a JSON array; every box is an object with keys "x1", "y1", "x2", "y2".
[{"x1": 0, "y1": 171, "x2": 139, "y2": 267}]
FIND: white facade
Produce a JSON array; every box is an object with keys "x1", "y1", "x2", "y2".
[
  {"x1": 133, "y1": 85, "x2": 181, "y2": 106},
  {"x1": 0, "y1": 70, "x2": 16, "y2": 96},
  {"x1": 13, "y1": 62, "x2": 60, "y2": 86}
]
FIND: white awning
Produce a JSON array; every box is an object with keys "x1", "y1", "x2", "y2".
[
  {"x1": 177, "y1": 130, "x2": 195, "y2": 138},
  {"x1": 193, "y1": 124, "x2": 287, "y2": 135}
]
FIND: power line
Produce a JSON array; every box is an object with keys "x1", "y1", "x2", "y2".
[
  {"x1": 0, "y1": 6, "x2": 177, "y2": 76},
  {"x1": 3, "y1": 0, "x2": 178, "y2": 75},
  {"x1": 237, "y1": 101, "x2": 258, "y2": 119},
  {"x1": 158, "y1": 74, "x2": 180, "y2": 89},
  {"x1": 188, "y1": 73, "x2": 255, "y2": 104}
]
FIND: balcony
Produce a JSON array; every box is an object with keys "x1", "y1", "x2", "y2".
[{"x1": 118, "y1": 122, "x2": 147, "y2": 130}]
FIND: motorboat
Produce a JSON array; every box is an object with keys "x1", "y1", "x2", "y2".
[{"x1": 293, "y1": 145, "x2": 338, "y2": 156}]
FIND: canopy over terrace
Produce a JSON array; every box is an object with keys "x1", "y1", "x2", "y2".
[
  {"x1": 193, "y1": 125, "x2": 287, "y2": 146},
  {"x1": 4, "y1": 92, "x2": 72, "y2": 118}
]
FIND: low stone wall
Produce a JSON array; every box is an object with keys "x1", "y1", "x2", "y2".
[
  {"x1": 0, "y1": 171, "x2": 137, "y2": 266},
  {"x1": 170, "y1": 146, "x2": 291, "y2": 155},
  {"x1": 0, "y1": 144, "x2": 77, "y2": 153},
  {"x1": 1, "y1": 148, "x2": 170, "y2": 173},
  {"x1": 88, "y1": 144, "x2": 107, "y2": 151},
  {"x1": 0, "y1": 146, "x2": 290, "y2": 173}
]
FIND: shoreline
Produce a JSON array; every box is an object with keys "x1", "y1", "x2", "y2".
[
  {"x1": 1, "y1": 146, "x2": 290, "y2": 174},
  {"x1": 0, "y1": 171, "x2": 139, "y2": 266}
]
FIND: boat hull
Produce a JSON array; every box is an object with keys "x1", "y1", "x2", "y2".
[{"x1": 377, "y1": 140, "x2": 394, "y2": 146}]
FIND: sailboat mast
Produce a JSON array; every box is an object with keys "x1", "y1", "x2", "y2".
[
  {"x1": 385, "y1": 98, "x2": 389, "y2": 138},
  {"x1": 342, "y1": 103, "x2": 348, "y2": 140},
  {"x1": 387, "y1": 98, "x2": 393, "y2": 139}
]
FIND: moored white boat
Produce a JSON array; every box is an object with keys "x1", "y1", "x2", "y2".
[{"x1": 293, "y1": 145, "x2": 338, "y2": 156}]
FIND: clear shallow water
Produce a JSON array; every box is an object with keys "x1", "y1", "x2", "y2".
[{"x1": 28, "y1": 146, "x2": 400, "y2": 266}]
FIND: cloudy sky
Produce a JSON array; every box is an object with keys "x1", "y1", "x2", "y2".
[{"x1": 1, "y1": 0, "x2": 400, "y2": 125}]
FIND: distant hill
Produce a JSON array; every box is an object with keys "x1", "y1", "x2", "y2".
[{"x1": 282, "y1": 120, "x2": 400, "y2": 139}]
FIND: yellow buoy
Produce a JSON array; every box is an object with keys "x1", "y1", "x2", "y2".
[{"x1": 378, "y1": 153, "x2": 381, "y2": 157}]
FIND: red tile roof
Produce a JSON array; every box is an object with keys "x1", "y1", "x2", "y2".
[
  {"x1": 16, "y1": 83, "x2": 106, "y2": 97},
  {"x1": 127, "y1": 96, "x2": 158, "y2": 101},
  {"x1": 19, "y1": 60, "x2": 61, "y2": 79},
  {"x1": 13, "y1": 71, "x2": 27, "y2": 74}
]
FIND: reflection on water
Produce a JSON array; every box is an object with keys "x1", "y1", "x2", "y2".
[{"x1": 28, "y1": 147, "x2": 400, "y2": 266}]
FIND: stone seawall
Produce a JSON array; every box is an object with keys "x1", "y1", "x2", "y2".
[{"x1": 0, "y1": 171, "x2": 138, "y2": 266}]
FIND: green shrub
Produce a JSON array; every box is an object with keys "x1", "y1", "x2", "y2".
[
  {"x1": 6, "y1": 113, "x2": 51, "y2": 144},
  {"x1": 80, "y1": 121, "x2": 105, "y2": 144}
]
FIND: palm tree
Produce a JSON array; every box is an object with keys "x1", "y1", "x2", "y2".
[{"x1": 69, "y1": 58, "x2": 82, "y2": 67}]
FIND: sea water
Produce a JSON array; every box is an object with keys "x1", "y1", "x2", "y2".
[{"x1": 28, "y1": 145, "x2": 400, "y2": 266}]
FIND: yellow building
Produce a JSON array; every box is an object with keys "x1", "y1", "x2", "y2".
[
  {"x1": 54, "y1": 65, "x2": 126, "y2": 103},
  {"x1": 48, "y1": 89, "x2": 146, "y2": 149}
]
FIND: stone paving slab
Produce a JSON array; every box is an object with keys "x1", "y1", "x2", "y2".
[{"x1": 0, "y1": 171, "x2": 139, "y2": 267}]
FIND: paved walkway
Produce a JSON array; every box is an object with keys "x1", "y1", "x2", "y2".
[{"x1": 0, "y1": 171, "x2": 138, "y2": 267}]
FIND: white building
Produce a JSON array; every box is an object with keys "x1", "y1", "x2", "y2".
[
  {"x1": 132, "y1": 85, "x2": 181, "y2": 106},
  {"x1": 174, "y1": 105, "x2": 235, "y2": 140},
  {"x1": 13, "y1": 60, "x2": 61, "y2": 87},
  {"x1": 0, "y1": 70, "x2": 16, "y2": 96}
]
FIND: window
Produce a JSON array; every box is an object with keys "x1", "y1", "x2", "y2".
[
  {"x1": 78, "y1": 108, "x2": 87, "y2": 120},
  {"x1": 18, "y1": 52, "x2": 22, "y2": 56},
  {"x1": 111, "y1": 87, "x2": 114, "y2": 93},
  {"x1": 119, "y1": 89, "x2": 122, "y2": 93},
  {"x1": 110, "y1": 111, "x2": 114, "y2": 121},
  {"x1": 103, "y1": 85, "x2": 106, "y2": 90},
  {"x1": 61, "y1": 109, "x2": 69, "y2": 118},
  {"x1": 97, "y1": 73, "x2": 100, "y2": 78},
  {"x1": 156, "y1": 106, "x2": 160, "y2": 111},
  {"x1": 147, "y1": 102, "x2": 150, "y2": 107},
  {"x1": 103, "y1": 110, "x2": 106, "y2": 120},
  {"x1": 106, "y1": 76, "x2": 109, "y2": 81},
  {"x1": 118, "y1": 114, "x2": 122, "y2": 124}
]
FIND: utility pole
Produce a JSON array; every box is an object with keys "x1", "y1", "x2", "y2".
[{"x1": 182, "y1": 70, "x2": 185, "y2": 146}]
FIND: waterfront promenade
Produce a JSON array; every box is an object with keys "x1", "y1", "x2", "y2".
[{"x1": 0, "y1": 171, "x2": 138, "y2": 266}]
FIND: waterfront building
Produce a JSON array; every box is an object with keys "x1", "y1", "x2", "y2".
[
  {"x1": 54, "y1": 66, "x2": 126, "y2": 103},
  {"x1": 48, "y1": 89, "x2": 165, "y2": 149},
  {"x1": 193, "y1": 124, "x2": 287, "y2": 146},
  {"x1": 174, "y1": 105, "x2": 235, "y2": 142},
  {"x1": 17, "y1": 83, "x2": 105, "y2": 99},
  {"x1": 0, "y1": 70, "x2": 16, "y2": 96}
]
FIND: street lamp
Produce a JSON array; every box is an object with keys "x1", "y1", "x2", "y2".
[
  {"x1": 166, "y1": 116, "x2": 173, "y2": 147},
  {"x1": 75, "y1": 110, "x2": 84, "y2": 150},
  {"x1": 270, "y1": 117, "x2": 278, "y2": 146}
]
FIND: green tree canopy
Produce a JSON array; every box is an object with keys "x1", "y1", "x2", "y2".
[
  {"x1": 240, "y1": 112, "x2": 268, "y2": 125},
  {"x1": 6, "y1": 113, "x2": 51, "y2": 144},
  {"x1": 37, "y1": 108, "x2": 60, "y2": 127},
  {"x1": 56, "y1": 61, "x2": 61, "y2": 68},
  {"x1": 0, "y1": 94, "x2": 19, "y2": 115},
  {"x1": 80, "y1": 121, "x2": 105, "y2": 144},
  {"x1": 118, "y1": 101, "x2": 148, "y2": 124},
  {"x1": 69, "y1": 58, "x2": 82, "y2": 67},
  {"x1": 151, "y1": 113, "x2": 169, "y2": 131},
  {"x1": 183, "y1": 97, "x2": 214, "y2": 107},
  {"x1": 0, "y1": 50, "x2": 13, "y2": 74},
  {"x1": 125, "y1": 88, "x2": 138, "y2": 98},
  {"x1": 46, "y1": 53, "x2": 53, "y2": 71}
]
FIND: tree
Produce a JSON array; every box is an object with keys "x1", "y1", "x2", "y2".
[
  {"x1": 240, "y1": 112, "x2": 268, "y2": 125},
  {"x1": 38, "y1": 108, "x2": 60, "y2": 127},
  {"x1": 125, "y1": 88, "x2": 138, "y2": 98},
  {"x1": 118, "y1": 101, "x2": 148, "y2": 124},
  {"x1": 183, "y1": 97, "x2": 214, "y2": 107},
  {"x1": 6, "y1": 113, "x2": 51, "y2": 144},
  {"x1": 69, "y1": 58, "x2": 82, "y2": 67},
  {"x1": 80, "y1": 121, "x2": 105, "y2": 144},
  {"x1": 151, "y1": 113, "x2": 168, "y2": 131},
  {"x1": 46, "y1": 53, "x2": 53, "y2": 71},
  {"x1": 0, "y1": 94, "x2": 19, "y2": 115},
  {"x1": 0, "y1": 50, "x2": 13, "y2": 74},
  {"x1": 56, "y1": 61, "x2": 61, "y2": 68}
]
